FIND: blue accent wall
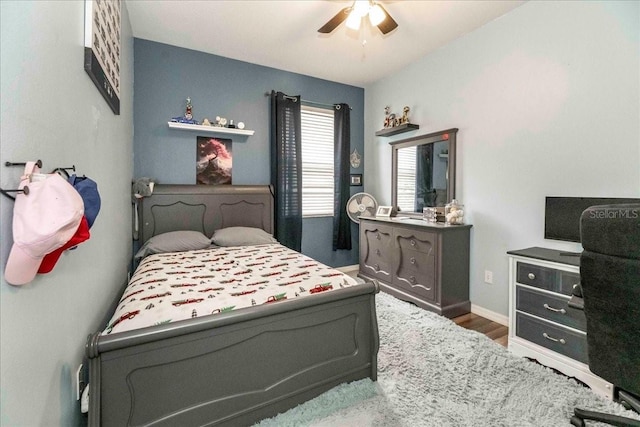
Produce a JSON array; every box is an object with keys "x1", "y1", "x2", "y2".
[{"x1": 133, "y1": 39, "x2": 364, "y2": 267}]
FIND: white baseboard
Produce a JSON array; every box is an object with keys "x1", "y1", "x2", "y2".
[
  {"x1": 338, "y1": 264, "x2": 509, "y2": 326},
  {"x1": 471, "y1": 304, "x2": 509, "y2": 326}
]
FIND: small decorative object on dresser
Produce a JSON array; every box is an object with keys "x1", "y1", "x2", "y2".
[
  {"x1": 507, "y1": 247, "x2": 613, "y2": 399},
  {"x1": 376, "y1": 206, "x2": 393, "y2": 217},
  {"x1": 445, "y1": 199, "x2": 465, "y2": 225},
  {"x1": 359, "y1": 217, "x2": 471, "y2": 318}
]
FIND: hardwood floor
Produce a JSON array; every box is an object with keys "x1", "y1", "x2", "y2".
[{"x1": 453, "y1": 312, "x2": 509, "y2": 347}]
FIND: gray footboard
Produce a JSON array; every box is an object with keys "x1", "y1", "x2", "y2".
[{"x1": 86, "y1": 280, "x2": 379, "y2": 426}]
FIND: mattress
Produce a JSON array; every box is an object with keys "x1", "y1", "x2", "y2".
[{"x1": 104, "y1": 243, "x2": 358, "y2": 335}]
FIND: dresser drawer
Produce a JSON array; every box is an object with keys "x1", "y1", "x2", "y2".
[
  {"x1": 515, "y1": 313, "x2": 588, "y2": 363},
  {"x1": 516, "y1": 262, "x2": 578, "y2": 296},
  {"x1": 394, "y1": 249, "x2": 436, "y2": 302},
  {"x1": 395, "y1": 228, "x2": 436, "y2": 255},
  {"x1": 360, "y1": 223, "x2": 393, "y2": 281},
  {"x1": 516, "y1": 286, "x2": 586, "y2": 331}
]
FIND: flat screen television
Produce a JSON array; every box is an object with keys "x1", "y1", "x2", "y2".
[{"x1": 544, "y1": 197, "x2": 640, "y2": 243}]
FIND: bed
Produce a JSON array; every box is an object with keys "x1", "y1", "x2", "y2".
[{"x1": 85, "y1": 184, "x2": 380, "y2": 426}]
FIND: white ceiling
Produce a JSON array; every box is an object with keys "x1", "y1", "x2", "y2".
[{"x1": 125, "y1": 0, "x2": 526, "y2": 88}]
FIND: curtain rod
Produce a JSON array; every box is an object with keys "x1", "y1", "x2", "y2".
[{"x1": 264, "y1": 91, "x2": 351, "y2": 110}]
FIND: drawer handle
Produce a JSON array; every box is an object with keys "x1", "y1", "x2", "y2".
[
  {"x1": 543, "y1": 303, "x2": 566, "y2": 314},
  {"x1": 528, "y1": 272, "x2": 536, "y2": 280},
  {"x1": 376, "y1": 233, "x2": 381, "y2": 240},
  {"x1": 376, "y1": 249, "x2": 381, "y2": 256},
  {"x1": 543, "y1": 332, "x2": 566, "y2": 345},
  {"x1": 374, "y1": 264, "x2": 379, "y2": 271},
  {"x1": 411, "y1": 239, "x2": 416, "y2": 246},
  {"x1": 410, "y1": 276, "x2": 416, "y2": 284},
  {"x1": 410, "y1": 257, "x2": 416, "y2": 265}
]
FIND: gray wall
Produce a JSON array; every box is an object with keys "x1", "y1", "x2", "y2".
[
  {"x1": 0, "y1": 1, "x2": 134, "y2": 425},
  {"x1": 133, "y1": 39, "x2": 365, "y2": 267},
  {"x1": 364, "y1": 0, "x2": 640, "y2": 318}
]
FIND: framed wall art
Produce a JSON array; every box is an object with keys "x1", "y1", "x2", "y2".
[
  {"x1": 197, "y1": 136, "x2": 233, "y2": 185},
  {"x1": 84, "y1": 0, "x2": 121, "y2": 114},
  {"x1": 350, "y1": 174, "x2": 363, "y2": 186}
]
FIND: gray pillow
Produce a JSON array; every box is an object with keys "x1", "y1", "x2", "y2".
[
  {"x1": 135, "y1": 230, "x2": 211, "y2": 260},
  {"x1": 211, "y1": 227, "x2": 277, "y2": 247}
]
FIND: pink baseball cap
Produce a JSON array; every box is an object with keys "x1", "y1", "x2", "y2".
[{"x1": 5, "y1": 162, "x2": 84, "y2": 286}]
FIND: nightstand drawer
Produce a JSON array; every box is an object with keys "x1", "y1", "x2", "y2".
[
  {"x1": 516, "y1": 262, "x2": 578, "y2": 296},
  {"x1": 516, "y1": 313, "x2": 588, "y2": 364},
  {"x1": 516, "y1": 286, "x2": 586, "y2": 331},
  {"x1": 560, "y1": 271, "x2": 581, "y2": 295}
]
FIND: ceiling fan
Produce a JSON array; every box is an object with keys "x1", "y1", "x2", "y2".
[{"x1": 318, "y1": 1, "x2": 398, "y2": 35}]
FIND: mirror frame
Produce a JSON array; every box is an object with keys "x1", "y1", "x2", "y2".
[{"x1": 391, "y1": 128, "x2": 458, "y2": 217}]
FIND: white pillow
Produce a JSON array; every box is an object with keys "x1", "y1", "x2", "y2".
[{"x1": 211, "y1": 227, "x2": 277, "y2": 247}]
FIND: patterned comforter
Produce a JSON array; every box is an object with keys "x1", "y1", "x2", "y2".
[{"x1": 103, "y1": 243, "x2": 358, "y2": 335}]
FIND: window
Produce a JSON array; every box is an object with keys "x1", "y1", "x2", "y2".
[{"x1": 301, "y1": 105, "x2": 334, "y2": 217}]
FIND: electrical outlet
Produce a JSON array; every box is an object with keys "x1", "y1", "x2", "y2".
[{"x1": 484, "y1": 270, "x2": 493, "y2": 284}]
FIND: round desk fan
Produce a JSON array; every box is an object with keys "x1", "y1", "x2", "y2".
[{"x1": 347, "y1": 192, "x2": 378, "y2": 223}]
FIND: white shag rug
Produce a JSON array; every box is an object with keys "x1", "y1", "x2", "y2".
[{"x1": 254, "y1": 292, "x2": 639, "y2": 427}]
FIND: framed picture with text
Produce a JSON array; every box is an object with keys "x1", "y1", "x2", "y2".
[{"x1": 84, "y1": 0, "x2": 121, "y2": 114}]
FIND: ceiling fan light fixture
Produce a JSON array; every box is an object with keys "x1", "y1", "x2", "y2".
[
  {"x1": 345, "y1": 11, "x2": 362, "y2": 30},
  {"x1": 368, "y1": 4, "x2": 385, "y2": 26},
  {"x1": 352, "y1": 1, "x2": 371, "y2": 17}
]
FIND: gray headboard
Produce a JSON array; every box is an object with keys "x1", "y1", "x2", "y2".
[{"x1": 138, "y1": 185, "x2": 274, "y2": 244}]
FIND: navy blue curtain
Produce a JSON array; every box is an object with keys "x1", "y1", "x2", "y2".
[
  {"x1": 270, "y1": 91, "x2": 302, "y2": 251},
  {"x1": 415, "y1": 143, "x2": 435, "y2": 212},
  {"x1": 333, "y1": 104, "x2": 352, "y2": 251}
]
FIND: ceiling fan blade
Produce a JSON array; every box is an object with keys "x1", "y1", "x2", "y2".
[
  {"x1": 318, "y1": 7, "x2": 350, "y2": 34},
  {"x1": 375, "y1": 5, "x2": 398, "y2": 35}
]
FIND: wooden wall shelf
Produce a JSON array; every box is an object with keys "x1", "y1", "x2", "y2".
[
  {"x1": 168, "y1": 121, "x2": 255, "y2": 136},
  {"x1": 375, "y1": 123, "x2": 419, "y2": 137}
]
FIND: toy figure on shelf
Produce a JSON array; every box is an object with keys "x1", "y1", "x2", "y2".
[
  {"x1": 401, "y1": 106, "x2": 410, "y2": 125},
  {"x1": 185, "y1": 97, "x2": 193, "y2": 120},
  {"x1": 170, "y1": 97, "x2": 198, "y2": 124},
  {"x1": 384, "y1": 106, "x2": 396, "y2": 129}
]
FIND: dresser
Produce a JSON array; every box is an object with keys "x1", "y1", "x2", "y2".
[
  {"x1": 359, "y1": 217, "x2": 471, "y2": 318},
  {"x1": 507, "y1": 247, "x2": 613, "y2": 399}
]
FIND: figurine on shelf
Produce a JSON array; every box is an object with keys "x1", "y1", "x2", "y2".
[
  {"x1": 185, "y1": 97, "x2": 193, "y2": 120},
  {"x1": 401, "y1": 106, "x2": 410, "y2": 125},
  {"x1": 169, "y1": 97, "x2": 198, "y2": 124},
  {"x1": 202, "y1": 118, "x2": 211, "y2": 126},
  {"x1": 384, "y1": 106, "x2": 398, "y2": 129}
]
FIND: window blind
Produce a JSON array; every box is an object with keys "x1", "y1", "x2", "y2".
[{"x1": 301, "y1": 105, "x2": 335, "y2": 217}]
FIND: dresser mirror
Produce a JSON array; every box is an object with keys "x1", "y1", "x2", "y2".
[{"x1": 391, "y1": 128, "x2": 457, "y2": 215}]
